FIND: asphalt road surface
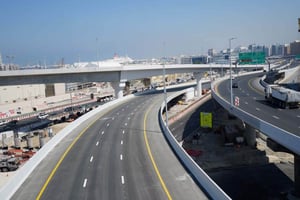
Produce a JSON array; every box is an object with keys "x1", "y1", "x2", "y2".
[
  {"x1": 217, "y1": 73, "x2": 300, "y2": 136},
  {"x1": 11, "y1": 90, "x2": 208, "y2": 200}
]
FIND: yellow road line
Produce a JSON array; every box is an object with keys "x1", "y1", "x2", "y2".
[
  {"x1": 248, "y1": 78, "x2": 265, "y2": 95},
  {"x1": 143, "y1": 106, "x2": 172, "y2": 200},
  {"x1": 36, "y1": 117, "x2": 99, "y2": 200}
]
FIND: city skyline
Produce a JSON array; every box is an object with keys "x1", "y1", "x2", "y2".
[{"x1": 0, "y1": 0, "x2": 299, "y2": 65}]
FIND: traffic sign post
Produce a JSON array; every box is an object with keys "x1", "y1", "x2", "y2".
[{"x1": 234, "y1": 96, "x2": 240, "y2": 106}]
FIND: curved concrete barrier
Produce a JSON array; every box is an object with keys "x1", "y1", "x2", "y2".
[
  {"x1": 159, "y1": 89, "x2": 231, "y2": 200},
  {"x1": 211, "y1": 76, "x2": 300, "y2": 155}
]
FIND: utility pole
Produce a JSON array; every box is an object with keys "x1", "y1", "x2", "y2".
[{"x1": 229, "y1": 37, "x2": 237, "y2": 107}]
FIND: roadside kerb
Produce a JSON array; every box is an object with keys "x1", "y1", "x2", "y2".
[
  {"x1": 0, "y1": 94, "x2": 136, "y2": 200},
  {"x1": 159, "y1": 89, "x2": 231, "y2": 200}
]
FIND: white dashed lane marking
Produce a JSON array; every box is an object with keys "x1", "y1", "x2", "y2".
[
  {"x1": 83, "y1": 179, "x2": 88, "y2": 188},
  {"x1": 120, "y1": 154, "x2": 123, "y2": 160},
  {"x1": 121, "y1": 176, "x2": 125, "y2": 184},
  {"x1": 121, "y1": 140, "x2": 123, "y2": 145},
  {"x1": 272, "y1": 115, "x2": 280, "y2": 120},
  {"x1": 96, "y1": 141, "x2": 99, "y2": 146},
  {"x1": 90, "y1": 156, "x2": 93, "y2": 163}
]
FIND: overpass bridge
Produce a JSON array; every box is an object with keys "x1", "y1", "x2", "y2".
[
  {"x1": 0, "y1": 63, "x2": 265, "y2": 98},
  {"x1": 212, "y1": 72, "x2": 300, "y2": 197}
]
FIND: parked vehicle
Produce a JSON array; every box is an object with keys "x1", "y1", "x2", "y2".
[
  {"x1": 264, "y1": 85, "x2": 300, "y2": 108},
  {"x1": 0, "y1": 157, "x2": 20, "y2": 172}
]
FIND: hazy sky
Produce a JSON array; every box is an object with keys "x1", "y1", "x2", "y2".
[{"x1": 0, "y1": 0, "x2": 299, "y2": 65}]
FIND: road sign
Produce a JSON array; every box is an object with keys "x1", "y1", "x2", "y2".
[
  {"x1": 234, "y1": 96, "x2": 240, "y2": 106},
  {"x1": 200, "y1": 112, "x2": 212, "y2": 128},
  {"x1": 239, "y1": 52, "x2": 265, "y2": 65}
]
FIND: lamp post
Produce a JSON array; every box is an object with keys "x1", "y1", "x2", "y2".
[
  {"x1": 163, "y1": 62, "x2": 168, "y2": 127},
  {"x1": 229, "y1": 37, "x2": 237, "y2": 107}
]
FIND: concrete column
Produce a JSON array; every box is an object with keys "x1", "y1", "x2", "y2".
[
  {"x1": 193, "y1": 72, "x2": 202, "y2": 97},
  {"x1": 39, "y1": 132, "x2": 46, "y2": 148},
  {"x1": 111, "y1": 81, "x2": 126, "y2": 99},
  {"x1": 13, "y1": 129, "x2": 21, "y2": 149},
  {"x1": 2, "y1": 134, "x2": 8, "y2": 149},
  {"x1": 243, "y1": 123, "x2": 257, "y2": 148},
  {"x1": 294, "y1": 154, "x2": 300, "y2": 197}
]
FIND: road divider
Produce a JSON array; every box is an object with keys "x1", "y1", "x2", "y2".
[{"x1": 159, "y1": 89, "x2": 231, "y2": 200}]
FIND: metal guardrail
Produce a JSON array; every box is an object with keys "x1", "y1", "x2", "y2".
[
  {"x1": 159, "y1": 89, "x2": 231, "y2": 200},
  {"x1": 211, "y1": 76, "x2": 300, "y2": 155}
]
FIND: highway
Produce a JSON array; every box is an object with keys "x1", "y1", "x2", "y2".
[
  {"x1": 11, "y1": 91, "x2": 208, "y2": 200},
  {"x1": 216, "y1": 73, "x2": 300, "y2": 137}
]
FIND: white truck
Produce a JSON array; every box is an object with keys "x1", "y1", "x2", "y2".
[{"x1": 265, "y1": 85, "x2": 300, "y2": 108}]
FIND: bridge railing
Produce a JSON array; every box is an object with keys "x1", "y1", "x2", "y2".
[
  {"x1": 159, "y1": 89, "x2": 231, "y2": 200},
  {"x1": 211, "y1": 75, "x2": 300, "y2": 155}
]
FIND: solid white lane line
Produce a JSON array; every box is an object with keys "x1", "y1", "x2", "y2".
[
  {"x1": 121, "y1": 176, "x2": 125, "y2": 184},
  {"x1": 83, "y1": 178, "x2": 88, "y2": 188},
  {"x1": 90, "y1": 156, "x2": 93, "y2": 163},
  {"x1": 121, "y1": 140, "x2": 123, "y2": 145},
  {"x1": 272, "y1": 115, "x2": 280, "y2": 119},
  {"x1": 96, "y1": 141, "x2": 99, "y2": 146},
  {"x1": 120, "y1": 154, "x2": 123, "y2": 160}
]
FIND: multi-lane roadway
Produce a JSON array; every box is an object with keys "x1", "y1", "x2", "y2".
[
  {"x1": 216, "y1": 73, "x2": 300, "y2": 137},
  {"x1": 11, "y1": 90, "x2": 208, "y2": 200}
]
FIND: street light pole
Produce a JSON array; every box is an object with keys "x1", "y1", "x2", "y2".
[
  {"x1": 229, "y1": 37, "x2": 237, "y2": 107},
  {"x1": 163, "y1": 63, "x2": 168, "y2": 127}
]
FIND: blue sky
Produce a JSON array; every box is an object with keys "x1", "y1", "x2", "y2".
[{"x1": 0, "y1": 0, "x2": 299, "y2": 65}]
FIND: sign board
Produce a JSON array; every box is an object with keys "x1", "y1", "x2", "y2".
[
  {"x1": 200, "y1": 112, "x2": 212, "y2": 128},
  {"x1": 298, "y1": 18, "x2": 300, "y2": 32},
  {"x1": 234, "y1": 96, "x2": 240, "y2": 106},
  {"x1": 239, "y1": 52, "x2": 265, "y2": 65}
]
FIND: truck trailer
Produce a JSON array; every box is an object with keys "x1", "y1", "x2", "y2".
[{"x1": 264, "y1": 85, "x2": 300, "y2": 109}]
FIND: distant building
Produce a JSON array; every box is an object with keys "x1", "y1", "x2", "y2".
[
  {"x1": 0, "y1": 53, "x2": 2, "y2": 65},
  {"x1": 271, "y1": 44, "x2": 285, "y2": 56},
  {"x1": 191, "y1": 55, "x2": 209, "y2": 64},
  {"x1": 208, "y1": 49, "x2": 217, "y2": 57},
  {"x1": 284, "y1": 44, "x2": 291, "y2": 55},
  {"x1": 290, "y1": 40, "x2": 300, "y2": 55},
  {"x1": 177, "y1": 55, "x2": 192, "y2": 64}
]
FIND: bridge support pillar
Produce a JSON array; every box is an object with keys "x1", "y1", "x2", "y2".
[
  {"x1": 111, "y1": 81, "x2": 126, "y2": 99},
  {"x1": 243, "y1": 123, "x2": 257, "y2": 148},
  {"x1": 293, "y1": 154, "x2": 300, "y2": 197},
  {"x1": 193, "y1": 72, "x2": 203, "y2": 97}
]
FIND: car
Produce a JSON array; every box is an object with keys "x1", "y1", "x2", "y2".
[
  {"x1": 232, "y1": 82, "x2": 238, "y2": 88},
  {"x1": 37, "y1": 112, "x2": 48, "y2": 119}
]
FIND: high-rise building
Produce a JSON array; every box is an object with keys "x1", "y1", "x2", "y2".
[
  {"x1": 290, "y1": 40, "x2": 300, "y2": 55},
  {"x1": 208, "y1": 49, "x2": 216, "y2": 57}
]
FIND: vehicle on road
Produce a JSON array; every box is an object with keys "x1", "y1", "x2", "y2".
[
  {"x1": 232, "y1": 82, "x2": 238, "y2": 88},
  {"x1": 37, "y1": 112, "x2": 49, "y2": 119},
  {"x1": 264, "y1": 85, "x2": 300, "y2": 108}
]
